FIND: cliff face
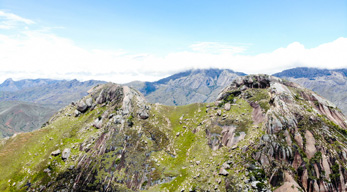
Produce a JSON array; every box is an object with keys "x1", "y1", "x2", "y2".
[{"x1": 1, "y1": 75, "x2": 347, "y2": 192}]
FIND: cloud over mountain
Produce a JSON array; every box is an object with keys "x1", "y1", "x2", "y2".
[{"x1": 0, "y1": 11, "x2": 346, "y2": 84}]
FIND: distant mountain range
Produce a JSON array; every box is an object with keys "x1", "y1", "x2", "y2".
[
  {"x1": 0, "y1": 79, "x2": 106, "y2": 138},
  {"x1": 0, "y1": 78, "x2": 106, "y2": 106},
  {"x1": 127, "y1": 67, "x2": 347, "y2": 115},
  {"x1": 1, "y1": 67, "x2": 346, "y2": 138},
  {"x1": 126, "y1": 69, "x2": 246, "y2": 106},
  {"x1": 273, "y1": 67, "x2": 347, "y2": 114}
]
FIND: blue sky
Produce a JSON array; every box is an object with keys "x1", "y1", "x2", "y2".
[{"x1": 0, "y1": 0, "x2": 346, "y2": 83}]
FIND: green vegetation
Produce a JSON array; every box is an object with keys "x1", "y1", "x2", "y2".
[
  {"x1": 246, "y1": 89, "x2": 271, "y2": 112},
  {"x1": 0, "y1": 105, "x2": 104, "y2": 191}
]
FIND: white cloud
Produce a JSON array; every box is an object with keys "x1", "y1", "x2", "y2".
[
  {"x1": 0, "y1": 10, "x2": 35, "y2": 29},
  {"x1": 0, "y1": 31, "x2": 346, "y2": 84},
  {"x1": 0, "y1": 11, "x2": 346, "y2": 84}
]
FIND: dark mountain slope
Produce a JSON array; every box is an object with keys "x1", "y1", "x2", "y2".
[{"x1": 1, "y1": 75, "x2": 347, "y2": 191}]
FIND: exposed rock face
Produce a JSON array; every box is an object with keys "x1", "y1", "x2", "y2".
[
  {"x1": 1, "y1": 76, "x2": 347, "y2": 192},
  {"x1": 304, "y1": 130, "x2": 316, "y2": 159},
  {"x1": 274, "y1": 171, "x2": 301, "y2": 192},
  {"x1": 219, "y1": 74, "x2": 347, "y2": 192}
]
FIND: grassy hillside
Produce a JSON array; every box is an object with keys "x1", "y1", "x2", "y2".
[{"x1": 1, "y1": 76, "x2": 347, "y2": 191}]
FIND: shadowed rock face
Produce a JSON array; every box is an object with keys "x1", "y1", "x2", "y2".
[{"x1": 1, "y1": 76, "x2": 347, "y2": 192}]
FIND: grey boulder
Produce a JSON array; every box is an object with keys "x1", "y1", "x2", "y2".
[
  {"x1": 77, "y1": 101, "x2": 88, "y2": 113},
  {"x1": 62, "y1": 148, "x2": 71, "y2": 161}
]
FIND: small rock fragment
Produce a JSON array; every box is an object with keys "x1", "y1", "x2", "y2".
[
  {"x1": 219, "y1": 168, "x2": 229, "y2": 176},
  {"x1": 251, "y1": 181, "x2": 260, "y2": 189},
  {"x1": 93, "y1": 119, "x2": 102, "y2": 129},
  {"x1": 62, "y1": 148, "x2": 71, "y2": 161},
  {"x1": 51, "y1": 149, "x2": 61, "y2": 156},
  {"x1": 224, "y1": 103, "x2": 231, "y2": 111},
  {"x1": 222, "y1": 162, "x2": 230, "y2": 169},
  {"x1": 216, "y1": 178, "x2": 222, "y2": 184},
  {"x1": 74, "y1": 110, "x2": 80, "y2": 117},
  {"x1": 139, "y1": 110, "x2": 149, "y2": 119}
]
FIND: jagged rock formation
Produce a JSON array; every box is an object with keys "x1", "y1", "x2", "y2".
[
  {"x1": 219, "y1": 75, "x2": 347, "y2": 191},
  {"x1": 127, "y1": 68, "x2": 246, "y2": 106},
  {"x1": 274, "y1": 67, "x2": 347, "y2": 115},
  {"x1": 0, "y1": 75, "x2": 347, "y2": 192}
]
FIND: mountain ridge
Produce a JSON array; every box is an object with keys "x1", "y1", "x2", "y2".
[
  {"x1": 1, "y1": 74, "x2": 346, "y2": 191},
  {"x1": 273, "y1": 67, "x2": 347, "y2": 79},
  {"x1": 126, "y1": 68, "x2": 246, "y2": 106}
]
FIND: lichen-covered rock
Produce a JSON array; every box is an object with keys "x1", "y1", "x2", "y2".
[
  {"x1": 77, "y1": 100, "x2": 88, "y2": 113},
  {"x1": 219, "y1": 168, "x2": 229, "y2": 176},
  {"x1": 51, "y1": 149, "x2": 61, "y2": 156}
]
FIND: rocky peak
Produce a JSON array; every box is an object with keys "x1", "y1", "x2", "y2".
[
  {"x1": 217, "y1": 74, "x2": 347, "y2": 191},
  {"x1": 1, "y1": 75, "x2": 347, "y2": 192},
  {"x1": 0, "y1": 78, "x2": 18, "y2": 92}
]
